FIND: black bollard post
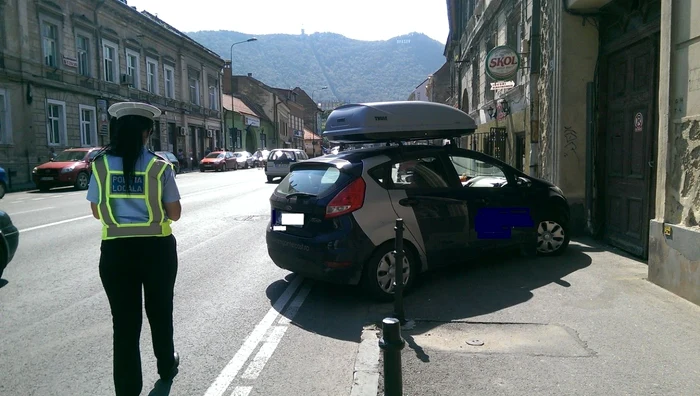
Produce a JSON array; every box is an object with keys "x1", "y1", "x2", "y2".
[
  {"x1": 393, "y1": 218, "x2": 406, "y2": 324},
  {"x1": 379, "y1": 317, "x2": 405, "y2": 396}
]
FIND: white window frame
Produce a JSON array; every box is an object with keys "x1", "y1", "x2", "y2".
[
  {"x1": 102, "y1": 39, "x2": 119, "y2": 83},
  {"x1": 189, "y1": 75, "x2": 200, "y2": 105},
  {"x1": 79, "y1": 104, "x2": 97, "y2": 147},
  {"x1": 0, "y1": 88, "x2": 12, "y2": 145},
  {"x1": 208, "y1": 83, "x2": 218, "y2": 110},
  {"x1": 146, "y1": 57, "x2": 159, "y2": 94},
  {"x1": 40, "y1": 16, "x2": 60, "y2": 68},
  {"x1": 125, "y1": 48, "x2": 140, "y2": 88},
  {"x1": 164, "y1": 64, "x2": 175, "y2": 99},
  {"x1": 75, "y1": 32, "x2": 92, "y2": 77},
  {"x1": 46, "y1": 99, "x2": 67, "y2": 146}
]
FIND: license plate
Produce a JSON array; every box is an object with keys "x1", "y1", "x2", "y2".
[
  {"x1": 275, "y1": 163, "x2": 288, "y2": 168},
  {"x1": 40, "y1": 177, "x2": 53, "y2": 181},
  {"x1": 275, "y1": 211, "x2": 304, "y2": 227}
]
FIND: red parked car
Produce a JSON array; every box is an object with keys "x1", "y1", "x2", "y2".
[{"x1": 32, "y1": 147, "x2": 102, "y2": 191}]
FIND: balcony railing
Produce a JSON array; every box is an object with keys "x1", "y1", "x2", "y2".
[{"x1": 466, "y1": 127, "x2": 507, "y2": 162}]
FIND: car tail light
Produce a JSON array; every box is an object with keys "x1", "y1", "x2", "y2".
[{"x1": 325, "y1": 177, "x2": 365, "y2": 219}]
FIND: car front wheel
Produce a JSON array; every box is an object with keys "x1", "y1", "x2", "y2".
[
  {"x1": 74, "y1": 172, "x2": 89, "y2": 190},
  {"x1": 536, "y1": 216, "x2": 570, "y2": 256}
]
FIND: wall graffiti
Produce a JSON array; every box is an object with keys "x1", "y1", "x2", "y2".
[{"x1": 563, "y1": 126, "x2": 578, "y2": 158}]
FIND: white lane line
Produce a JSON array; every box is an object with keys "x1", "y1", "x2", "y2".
[
  {"x1": 9, "y1": 207, "x2": 56, "y2": 215},
  {"x1": 18, "y1": 215, "x2": 93, "y2": 233},
  {"x1": 229, "y1": 386, "x2": 252, "y2": 396},
  {"x1": 31, "y1": 197, "x2": 45, "y2": 201},
  {"x1": 203, "y1": 276, "x2": 304, "y2": 396},
  {"x1": 240, "y1": 282, "x2": 312, "y2": 381},
  {"x1": 278, "y1": 283, "x2": 312, "y2": 325},
  {"x1": 240, "y1": 326, "x2": 288, "y2": 380},
  {"x1": 350, "y1": 328, "x2": 381, "y2": 396}
]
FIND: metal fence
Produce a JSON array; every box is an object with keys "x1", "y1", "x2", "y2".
[{"x1": 464, "y1": 127, "x2": 507, "y2": 162}]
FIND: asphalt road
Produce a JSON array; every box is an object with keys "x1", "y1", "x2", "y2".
[
  {"x1": 0, "y1": 167, "x2": 373, "y2": 396},
  {"x1": 2, "y1": 166, "x2": 699, "y2": 396}
]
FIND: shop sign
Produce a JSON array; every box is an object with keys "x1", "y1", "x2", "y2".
[
  {"x1": 485, "y1": 45, "x2": 520, "y2": 81},
  {"x1": 245, "y1": 116, "x2": 260, "y2": 127}
]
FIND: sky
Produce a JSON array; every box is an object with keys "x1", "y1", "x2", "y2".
[{"x1": 124, "y1": 0, "x2": 450, "y2": 44}]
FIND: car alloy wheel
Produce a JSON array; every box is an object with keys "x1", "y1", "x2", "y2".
[
  {"x1": 376, "y1": 250, "x2": 410, "y2": 294},
  {"x1": 537, "y1": 220, "x2": 567, "y2": 255},
  {"x1": 75, "y1": 172, "x2": 89, "y2": 190}
]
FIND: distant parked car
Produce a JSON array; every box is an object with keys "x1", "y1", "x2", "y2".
[
  {"x1": 264, "y1": 148, "x2": 308, "y2": 182},
  {"x1": 0, "y1": 210, "x2": 19, "y2": 279},
  {"x1": 155, "y1": 151, "x2": 181, "y2": 175},
  {"x1": 32, "y1": 147, "x2": 102, "y2": 191},
  {"x1": 248, "y1": 150, "x2": 270, "y2": 168},
  {"x1": 0, "y1": 167, "x2": 8, "y2": 199},
  {"x1": 200, "y1": 151, "x2": 238, "y2": 172},
  {"x1": 233, "y1": 151, "x2": 253, "y2": 169}
]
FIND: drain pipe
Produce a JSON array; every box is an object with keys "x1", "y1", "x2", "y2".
[{"x1": 528, "y1": 0, "x2": 542, "y2": 178}]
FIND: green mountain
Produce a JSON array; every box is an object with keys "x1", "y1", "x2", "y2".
[{"x1": 186, "y1": 30, "x2": 446, "y2": 103}]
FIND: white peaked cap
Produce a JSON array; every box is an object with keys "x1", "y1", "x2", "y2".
[{"x1": 108, "y1": 102, "x2": 162, "y2": 119}]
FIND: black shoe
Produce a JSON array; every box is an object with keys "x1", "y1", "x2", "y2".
[{"x1": 159, "y1": 352, "x2": 179, "y2": 382}]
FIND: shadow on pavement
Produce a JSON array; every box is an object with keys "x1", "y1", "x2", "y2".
[
  {"x1": 28, "y1": 187, "x2": 78, "y2": 194},
  {"x1": 0, "y1": 279, "x2": 8, "y2": 289},
  {"x1": 265, "y1": 243, "x2": 596, "y2": 346},
  {"x1": 147, "y1": 379, "x2": 172, "y2": 396}
]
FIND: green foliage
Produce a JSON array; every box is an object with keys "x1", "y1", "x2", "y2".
[{"x1": 187, "y1": 30, "x2": 445, "y2": 103}]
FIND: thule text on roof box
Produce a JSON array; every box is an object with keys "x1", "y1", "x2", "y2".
[{"x1": 323, "y1": 101, "x2": 477, "y2": 144}]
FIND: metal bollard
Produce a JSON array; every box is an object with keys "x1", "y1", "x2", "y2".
[
  {"x1": 379, "y1": 317, "x2": 406, "y2": 396},
  {"x1": 393, "y1": 219, "x2": 406, "y2": 324}
]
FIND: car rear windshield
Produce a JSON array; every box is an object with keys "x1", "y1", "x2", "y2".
[
  {"x1": 269, "y1": 150, "x2": 296, "y2": 162},
  {"x1": 206, "y1": 153, "x2": 224, "y2": 159},
  {"x1": 55, "y1": 150, "x2": 87, "y2": 162},
  {"x1": 276, "y1": 166, "x2": 352, "y2": 197}
]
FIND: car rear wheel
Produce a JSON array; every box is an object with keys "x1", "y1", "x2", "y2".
[
  {"x1": 74, "y1": 172, "x2": 89, "y2": 190},
  {"x1": 0, "y1": 182, "x2": 6, "y2": 199},
  {"x1": 536, "y1": 216, "x2": 570, "y2": 256},
  {"x1": 362, "y1": 242, "x2": 418, "y2": 302},
  {"x1": 267, "y1": 176, "x2": 273, "y2": 182},
  {"x1": 0, "y1": 242, "x2": 7, "y2": 279},
  {"x1": 222, "y1": 163, "x2": 227, "y2": 172}
]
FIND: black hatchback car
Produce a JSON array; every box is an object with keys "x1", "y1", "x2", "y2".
[{"x1": 266, "y1": 101, "x2": 571, "y2": 301}]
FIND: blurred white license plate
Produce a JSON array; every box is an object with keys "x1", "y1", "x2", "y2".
[
  {"x1": 281, "y1": 212, "x2": 304, "y2": 226},
  {"x1": 40, "y1": 177, "x2": 53, "y2": 181}
]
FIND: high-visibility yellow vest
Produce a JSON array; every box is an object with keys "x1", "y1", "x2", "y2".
[{"x1": 92, "y1": 155, "x2": 172, "y2": 240}]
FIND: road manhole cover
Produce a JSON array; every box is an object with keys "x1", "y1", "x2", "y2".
[{"x1": 466, "y1": 339, "x2": 484, "y2": 346}]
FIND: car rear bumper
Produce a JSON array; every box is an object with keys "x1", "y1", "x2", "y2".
[
  {"x1": 265, "y1": 218, "x2": 375, "y2": 285},
  {"x1": 33, "y1": 172, "x2": 80, "y2": 187}
]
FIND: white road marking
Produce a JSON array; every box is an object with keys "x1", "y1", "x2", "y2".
[
  {"x1": 349, "y1": 328, "x2": 381, "y2": 396},
  {"x1": 229, "y1": 386, "x2": 252, "y2": 396},
  {"x1": 18, "y1": 215, "x2": 93, "y2": 233},
  {"x1": 278, "y1": 283, "x2": 312, "y2": 325},
  {"x1": 240, "y1": 326, "x2": 288, "y2": 380},
  {"x1": 10, "y1": 207, "x2": 55, "y2": 215},
  {"x1": 31, "y1": 197, "x2": 45, "y2": 201},
  {"x1": 203, "y1": 276, "x2": 304, "y2": 396}
]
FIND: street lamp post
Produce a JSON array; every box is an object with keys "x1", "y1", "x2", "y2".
[
  {"x1": 229, "y1": 37, "x2": 257, "y2": 150},
  {"x1": 311, "y1": 86, "x2": 327, "y2": 157}
]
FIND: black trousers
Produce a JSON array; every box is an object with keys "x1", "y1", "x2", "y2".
[{"x1": 99, "y1": 234, "x2": 178, "y2": 396}]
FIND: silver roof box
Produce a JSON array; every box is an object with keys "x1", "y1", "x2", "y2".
[{"x1": 323, "y1": 101, "x2": 477, "y2": 144}]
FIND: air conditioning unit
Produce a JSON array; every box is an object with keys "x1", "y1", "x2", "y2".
[
  {"x1": 120, "y1": 73, "x2": 134, "y2": 86},
  {"x1": 178, "y1": 127, "x2": 186, "y2": 136},
  {"x1": 206, "y1": 129, "x2": 213, "y2": 138}
]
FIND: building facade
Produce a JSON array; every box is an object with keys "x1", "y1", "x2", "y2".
[
  {"x1": 273, "y1": 89, "x2": 306, "y2": 149},
  {"x1": 225, "y1": 71, "x2": 291, "y2": 149},
  {"x1": 649, "y1": 0, "x2": 700, "y2": 305},
  {"x1": 407, "y1": 77, "x2": 430, "y2": 101},
  {"x1": 0, "y1": 0, "x2": 224, "y2": 186},
  {"x1": 425, "y1": 62, "x2": 452, "y2": 103},
  {"x1": 446, "y1": 0, "x2": 700, "y2": 305},
  {"x1": 222, "y1": 94, "x2": 272, "y2": 153}
]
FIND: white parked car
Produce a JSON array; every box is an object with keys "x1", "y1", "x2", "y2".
[{"x1": 264, "y1": 149, "x2": 308, "y2": 182}]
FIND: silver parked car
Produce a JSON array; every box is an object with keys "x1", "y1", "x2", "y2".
[{"x1": 264, "y1": 149, "x2": 308, "y2": 182}]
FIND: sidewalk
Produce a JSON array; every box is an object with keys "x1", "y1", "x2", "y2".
[{"x1": 367, "y1": 238, "x2": 700, "y2": 395}]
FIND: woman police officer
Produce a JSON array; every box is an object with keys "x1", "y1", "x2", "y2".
[{"x1": 86, "y1": 102, "x2": 181, "y2": 395}]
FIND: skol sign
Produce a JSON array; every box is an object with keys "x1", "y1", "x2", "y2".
[{"x1": 485, "y1": 45, "x2": 521, "y2": 81}]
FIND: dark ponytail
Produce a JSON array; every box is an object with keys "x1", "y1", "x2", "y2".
[{"x1": 104, "y1": 115, "x2": 153, "y2": 194}]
